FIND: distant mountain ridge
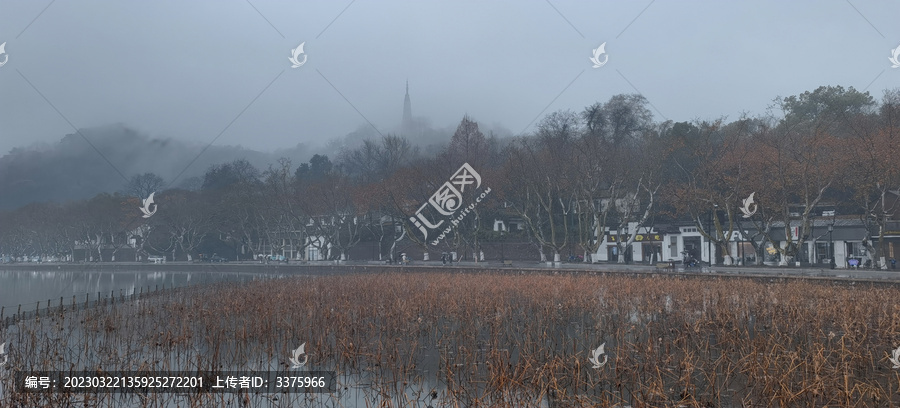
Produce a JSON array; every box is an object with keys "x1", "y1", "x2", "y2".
[{"x1": 0, "y1": 124, "x2": 310, "y2": 210}]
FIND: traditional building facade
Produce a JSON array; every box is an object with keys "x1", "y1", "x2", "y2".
[{"x1": 588, "y1": 218, "x2": 895, "y2": 269}]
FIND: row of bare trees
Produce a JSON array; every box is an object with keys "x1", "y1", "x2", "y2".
[
  {"x1": 1, "y1": 86, "x2": 899, "y2": 264},
  {"x1": 666, "y1": 86, "x2": 900, "y2": 264}
]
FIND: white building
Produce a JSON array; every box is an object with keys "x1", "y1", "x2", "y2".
[{"x1": 591, "y1": 219, "x2": 883, "y2": 269}]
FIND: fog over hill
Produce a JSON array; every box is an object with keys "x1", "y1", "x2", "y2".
[
  {"x1": 0, "y1": 124, "x2": 305, "y2": 210},
  {"x1": 0, "y1": 118, "x2": 510, "y2": 210}
]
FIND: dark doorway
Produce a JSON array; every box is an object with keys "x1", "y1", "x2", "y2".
[
  {"x1": 642, "y1": 243, "x2": 661, "y2": 264},
  {"x1": 607, "y1": 245, "x2": 633, "y2": 263},
  {"x1": 683, "y1": 237, "x2": 701, "y2": 262}
]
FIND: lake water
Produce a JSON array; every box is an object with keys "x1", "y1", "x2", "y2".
[{"x1": 0, "y1": 268, "x2": 287, "y2": 315}]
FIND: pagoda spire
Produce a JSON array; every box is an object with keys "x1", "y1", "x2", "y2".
[{"x1": 402, "y1": 80, "x2": 412, "y2": 131}]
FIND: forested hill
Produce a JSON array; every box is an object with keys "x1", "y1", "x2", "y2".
[{"x1": 0, "y1": 124, "x2": 307, "y2": 210}]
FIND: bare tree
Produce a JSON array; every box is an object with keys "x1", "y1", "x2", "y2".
[
  {"x1": 846, "y1": 89, "x2": 900, "y2": 267},
  {"x1": 503, "y1": 111, "x2": 581, "y2": 263},
  {"x1": 157, "y1": 190, "x2": 210, "y2": 261},
  {"x1": 305, "y1": 172, "x2": 363, "y2": 260},
  {"x1": 572, "y1": 97, "x2": 658, "y2": 263},
  {"x1": 124, "y1": 173, "x2": 165, "y2": 198}
]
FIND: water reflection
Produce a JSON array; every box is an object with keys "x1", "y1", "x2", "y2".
[{"x1": 0, "y1": 269, "x2": 286, "y2": 312}]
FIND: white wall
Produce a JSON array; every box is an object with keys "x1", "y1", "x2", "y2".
[{"x1": 834, "y1": 242, "x2": 847, "y2": 268}]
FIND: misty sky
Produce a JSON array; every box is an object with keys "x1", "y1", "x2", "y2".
[{"x1": 1, "y1": 0, "x2": 899, "y2": 157}]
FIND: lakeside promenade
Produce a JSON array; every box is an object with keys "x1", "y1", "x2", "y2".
[{"x1": 4, "y1": 260, "x2": 899, "y2": 283}]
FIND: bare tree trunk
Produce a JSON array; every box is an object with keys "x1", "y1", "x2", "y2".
[{"x1": 389, "y1": 228, "x2": 406, "y2": 263}]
